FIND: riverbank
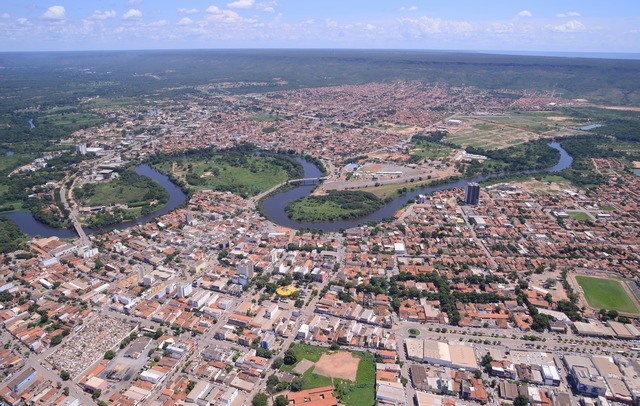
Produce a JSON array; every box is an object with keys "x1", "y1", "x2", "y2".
[
  {"x1": 260, "y1": 142, "x2": 573, "y2": 232},
  {"x1": 1, "y1": 164, "x2": 186, "y2": 238}
]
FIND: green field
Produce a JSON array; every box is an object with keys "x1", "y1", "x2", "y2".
[
  {"x1": 283, "y1": 344, "x2": 375, "y2": 406},
  {"x1": 567, "y1": 211, "x2": 591, "y2": 221},
  {"x1": 408, "y1": 138, "x2": 453, "y2": 161},
  {"x1": 285, "y1": 190, "x2": 383, "y2": 222},
  {"x1": 75, "y1": 171, "x2": 168, "y2": 207},
  {"x1": 154, "y1": 151, "x2": 301, "y2": 197},
  {"x1": 576, "y1": 276, "x2": 639, "y2": 314}
]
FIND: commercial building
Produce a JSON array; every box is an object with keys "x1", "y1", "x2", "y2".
[
  {"x1": 464, "y1": 182, "x2": 480, "y2": 205},
  {"x1": 405, "y1": 339, "x2": 478, "y2": 370},
  {"x1": 564, "y1": 355, "x2": 607, "y2": 397}
]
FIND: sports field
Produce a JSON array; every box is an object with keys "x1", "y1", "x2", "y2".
[
  {"x1": 575, "y1": 276, "x2": 639, "y2": 314},
  {"x1": 283, "y1": 344, "x2": 375, "y2": 406}
]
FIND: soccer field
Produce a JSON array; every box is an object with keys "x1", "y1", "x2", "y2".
[{"x1": 576, "y1": 276, "x2": 639, "y2": 314}]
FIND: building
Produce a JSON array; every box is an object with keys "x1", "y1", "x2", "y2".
[
  {"x1": 76, "y1": 144, "x2": 87, "y2": 155},
  {"x1": 8, "y1": 368, "x2": 37, "y2": 393},
  {"x1": 287, "y1": 386, "x2": 338, "y2": 406},
  {"x1": 564, "y1": 355, "x2": 607, "y2": 397},
  {"x1": 177, "y1": 282, "x2": 193, "y2": 298},
  {"x1": 464, "y1": 182, "x2": 480, "y2": 205},
  {"x1": 233, "y1": 259, "x2": 254, "y2": 286}
]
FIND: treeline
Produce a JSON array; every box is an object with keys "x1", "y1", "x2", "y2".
[
  {"x1": 285, "y1": 190, "x2": 383, "y2": 222},
  {"x1": 0, "y1": 218, "x2": 27, "y2": 253},
  {"x1": 466, "y1": 140, "x2": 560, "y2": 173}
]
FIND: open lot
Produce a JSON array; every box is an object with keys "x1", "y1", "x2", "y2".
[
  {"x1": 576, "y1": 275, "x2": 639, "y2": 314},
  {"x1": 444, "y1": 112, "x2": 586, "y2": 150},
  {"x1": 314, "y1": 351, "x2": 359, "y2": 381},
  {"x1": 283, "y1": 344, "x2": 375, "y2": 406}
]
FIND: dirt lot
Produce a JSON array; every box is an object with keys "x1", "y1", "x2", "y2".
[
  {"x1": 313, "y1": 351, "x2": 360, "y2": 381},
  {"x1": 294, "y1": 359, "x2": 315, "y2": 375}
]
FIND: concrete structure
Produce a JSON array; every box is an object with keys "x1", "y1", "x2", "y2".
[
  {"x1": 177, "y1": 282, "x2": 193, "y2": 298},
  {"x1": 376, "y1": 381, "x2": 406, "y2": 405},
  {"x1": 405, "y1": 339, "x2": 478, "y2": 370},
  {"x1": 564, "y1": 355, "x2": 607, "y2": 397},
  {"x1": 464, "y1": 182, "x2": 480, "y2": 205}
]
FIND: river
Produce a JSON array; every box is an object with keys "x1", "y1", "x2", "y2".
[
  {"x1": 260, "y1": 142, "x2": 573, "y2": 232},
  {"x1": 2, "y1": 164, "x2": 186, "y2": 238},
  {"x1": 4, "y1": 142, "x2": 571, "y2": 237}
]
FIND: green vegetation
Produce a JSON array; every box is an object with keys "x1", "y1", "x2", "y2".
[
  {"x1": 408, "y1": 133, "x2": 454, "y2": 162},
  {"x1": 462, "y1": 140, "x2": 560, "y2": 174},
  {"x1": 567, "y1": 211, "x2": 591, "y2": 221},
  {"x1": 150, "y1": 143, "x2": 302, "y2": 198},
  {"x1": 252, "y1": 393, "x2": 268, "y2": 406},
  {"x1": 75, "y1": 170, "x2": 168, "y2": 207},
  {"x1": 285, "y1": 190, "x2": 383, "y2": 222},
  {"x1": 282, "y1": 344, "x2": 375, "y2": 406},
  {"x1": 74, "y1": 169, "x2": 169, "y2": 227},
  {"x1": 0, "y1": 218, "x2": 27, "y2": 254},
  {"x1": 408, "y1": 328, "x2": 421, "y2": 337},
  {"x1": 576, "y1": 276, "x2": 639, "y2": 314},
  {"x1": 251, "y1": 114, "x2": 279, "y2": 122}
]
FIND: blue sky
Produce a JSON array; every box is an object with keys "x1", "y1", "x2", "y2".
[{"x1": 1, "y1": 1, "x2": 638, "y2": 52}]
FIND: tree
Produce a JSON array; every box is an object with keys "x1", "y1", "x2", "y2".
[
  {"x1": 272, "y1": 357, "x2": 284, "y2": 369},
  {"x1": 267, "y1": 374, "x2": 280, "y2": 390},
  {"x1": 104, "y1": 350, "x2": 116, "y2": 360},
  {"x1": 290, "y1": 377, "x2": 304, "y2": 392},
  {"x1": 63, "y1": 387, "x2": 69, "y2": 396},
  {"x1": 514, "y1": 394, "x2": 529, "y2": 406},
  {"x1": 330, "y1": 342, "x2": 340, "y2": 351},
  {"x1": 252, "y1": 393, "x2": 268, "y2": 406},
  {"x1": 274, "y1": 395, "x2": 288, "y2": 406},
  {"x1": 284, "y1": 349, "x2": 297, "y2": 365},
  {"x1": 474, "y1": 369, "x2": 482, "y2": 379},
  {"x1": 92, "y1": 389, "x2": 102, "y2": 399},
  {"x1": 60, "y1": 370, "x2": 70, "y2": 381}
]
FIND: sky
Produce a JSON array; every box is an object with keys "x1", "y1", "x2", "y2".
[{"x1": 0, "y1": 1, "x2": 639, "y2": 53}]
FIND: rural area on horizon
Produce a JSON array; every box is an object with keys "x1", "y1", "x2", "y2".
[{"x1": 0, "y1": 46, "x2": 640, "y2": 406}]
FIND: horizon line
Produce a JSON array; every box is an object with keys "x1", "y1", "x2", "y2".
[{"x1": 1, "y1": 47, "x2": 639, "y2": 61}]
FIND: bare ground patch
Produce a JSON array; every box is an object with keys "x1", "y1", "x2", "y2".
[
  {"x1": 313, "y1": 351, "x2": 360, "y2": 381},
  {"x1": 293, "y1": 359, "x2": 315, "y2": 375}
]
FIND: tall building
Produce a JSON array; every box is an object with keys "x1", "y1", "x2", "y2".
[
  {"x1": 237, "y1": 259, "x2": 254, "y2": 279},
  {"x1": 76, "y1": 143, "x2": 87, "y2": 155},
  {"x1": 464, "y1": 182, "x2": 480, "y2": 205}
]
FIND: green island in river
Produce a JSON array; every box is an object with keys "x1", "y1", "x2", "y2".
[{"x1": 285, "y1": 190, "x2": 383, "y2": 222}]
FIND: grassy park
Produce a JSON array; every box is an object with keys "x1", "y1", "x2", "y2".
[{"x1": 576, "y1": 276, "x2": 639, "y2": 314}]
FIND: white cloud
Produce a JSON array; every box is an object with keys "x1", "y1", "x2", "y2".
[
  {"x1": 556, "y1": 11, "x2": 581, "y2": 18},
  {"x1": 16, "y1": 17, "x2": 29, "y2": 25},
  {"x1": 128, "y1": 0, "x2": 143, "y2": 5},
  {"x1": 123, "y1": 9, "x2": 142, "y2": 20},
  {"x1": 256, "y1": 1, "x2": 277, "y2": 13},
  {"x1": 206, "y1": 6, "x2": 221, "y2": 14},
  {"x1": 177, "y1": 17, "x2": 193, "y2": 26},
  {"x1": 399, "y1": 6, "x2": 418, "y2": 12},
  {"x1": 397, "y1": 16, "x2": 473, "y2": 36},
  {"x1": 552, "y1": 19, "x2": 586, "y2": 32},
  {"x1": 516, "y1": 10, "x2": 532, "y2": 18},
  {"x1": 89, "y1": 10, "x2": 116, "y2": 20},
  {"x1": 42, "y1": 5, "x2": 66, "y2": 21},
  {"x1": 1, "y1": 13, "x2": 10, "y2": 19},
  {"x1": 178, "y1": 8, "x2": 199, "y2": 15},
  {"x1": 227, "y1": 0, "x2": 255, "y2": 9}
]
